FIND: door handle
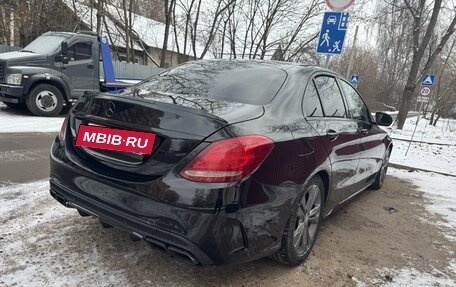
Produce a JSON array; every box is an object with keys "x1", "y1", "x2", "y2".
[
  {"x1": 358, "y1": 128, "x2": 369, "y2": 135},
  {"x1": 87, "y1": 64, "x2": 94, "y2": 69},
  {"x1": 326, "y1": 129, "x2": 339, "y2": 141}
]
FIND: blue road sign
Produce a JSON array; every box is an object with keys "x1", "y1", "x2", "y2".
[
  {"x1": 421, "y1": 74, "x2": 436, "y2": 86},
  {"x1": 350, "y1": 74, "x2": 359, "y2": 84},
  {"x1": 317, "y1": 12, "x2": 350, "y2": 55}
]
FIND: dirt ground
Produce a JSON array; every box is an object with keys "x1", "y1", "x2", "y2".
[{"x1": 1, "y1": 174, "x2": 455, "y2": 287}]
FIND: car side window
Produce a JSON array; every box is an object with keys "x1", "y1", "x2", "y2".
[
  {"x1": 68, "y1": 42, "x2": 92, "y2": 61},
  {"x1": 303, "y1": 80, "x2": 324, "y2": 117},
  {"x1": 339, "y1": 80, "x2": 370, "y2": 122},
  {"x1": 313, "y1": 76, "x2": 347, "y2": 118}
]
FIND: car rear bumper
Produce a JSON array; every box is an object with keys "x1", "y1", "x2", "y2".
[
  {"x1": 50, "y1": 137, "x2": 291, "y2": 265},
  {"x1": 0, "y1": 84, "x2": 24, "y2": 103},
  {"x1": 49, "y1": 179, "x2": 214, "y2": 265}
]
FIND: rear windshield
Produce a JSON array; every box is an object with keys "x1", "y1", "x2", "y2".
[{"x1": 134, "y1": 61, "x2": 287, "y2": 105}]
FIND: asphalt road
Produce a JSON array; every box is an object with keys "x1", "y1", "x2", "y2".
[
  {"x1": 0, "y1": 133, "x2": 56, "y2": 185},
  {"x1": 1, "y1": 132, "x2": 455, "y2": 286}
]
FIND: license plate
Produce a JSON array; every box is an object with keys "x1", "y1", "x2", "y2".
[{"x1": 75, "y1": 124, "x2": 156, "y2": 154}]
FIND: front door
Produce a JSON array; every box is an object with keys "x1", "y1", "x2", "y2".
[
  {"x1": 338, "y1": 79, "x2": 386, "y2": 189},
  {"x1": 62, "y1": 41, "x2": 98, "y2": 97}
]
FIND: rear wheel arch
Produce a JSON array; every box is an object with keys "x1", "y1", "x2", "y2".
[{"x1": 272, "y1": 175, "x2": 325, "y2": 265}]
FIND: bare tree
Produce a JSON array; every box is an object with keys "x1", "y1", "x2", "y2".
[
  {"x1": 430, "y1": 37, "x2": 456, "y2": 125},
  {"x1": 160, "y1": 0, "x2": 176, "y2": 67},
  {"x1": 395, "y1": 0, "x2": 456, "y2": 129}
]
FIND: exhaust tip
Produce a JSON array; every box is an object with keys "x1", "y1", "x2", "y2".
[
  {"x1": 99, "y1": 219, "x2": 114, "y2": 229},
  {"x1": 77, "y1": 209, "x2": 91, "y2": 217},
  {"x1": 130, "y1": 232, "x2": 143, "y2": 242},
  {"x1": 144, "y1": 237, "x2": 200, "y2": 265},
  {"x1": 167, "y1": 246, "x2": 200, "y2": 265},
  {"x1": 50, "y1": 190, "x2": 68, "y2": 207}
]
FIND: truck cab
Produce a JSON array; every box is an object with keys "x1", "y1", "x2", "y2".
[{"x1": 0, "y1": 32, "x2": 106, "y2": 116}]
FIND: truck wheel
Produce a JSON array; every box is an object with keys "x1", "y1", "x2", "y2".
[
  {"x1": 2, "y1": 101, "x2": 26, "y2": 110},
  {"x1": 26, "y1": 84, "x2": 64, "y2": 117}
]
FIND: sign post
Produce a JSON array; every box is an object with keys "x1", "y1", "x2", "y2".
[
  {"x1": 324, "y1": 0, "x2": 355, "y2": 11},
  {"x1": 416, "y1": 74, "x2": 435, "y2": 104},
  {"x1": 350, "y1": 74, "x2": 360, "y2": 88},
  {"x1": 318, "y1": 1, "x2": 353, "y2": 67},
  {"x1": 407, "y1": 73, "x2": 437, "y2": 156},
  {"x1": 421, "y1": 74, "x2": 436, "y2": 86},
  {"x1": 317, "y1": 12, "x2": 350, "y2": 56}
]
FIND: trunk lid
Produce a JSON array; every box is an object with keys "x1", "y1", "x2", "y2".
[{"x1": 68, "y1": 93, "x2": 263, "y2": 179}]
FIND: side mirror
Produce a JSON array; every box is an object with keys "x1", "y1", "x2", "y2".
[
  {"x1": 375, "y1": 112, "x2": 393, "y2": 126},
  {"x1": 55, "y1": 55, "x2": 69, "y2": 64},
  {"x1": 61, "y1": 41, "x2": 68, "y2": 56}
]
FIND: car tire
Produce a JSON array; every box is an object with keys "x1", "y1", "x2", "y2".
[
  {"x1": 371, "y1": 148, "x2": 391, "y2": 190},
  {"x1": 2, "y1": 101, "x2": 26, "y2": 110},
  {"x1": 26, "y1": 84, "x2": 64, "y2": 117},
  {"x1": 272, "y1": 176, "x2": 324, "y2": 266}
]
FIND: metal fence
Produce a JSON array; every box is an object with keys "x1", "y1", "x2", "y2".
[
  {"x1": 0, "y1": 44, "x2": 164, "y2": 80},
  {"x1": 0, "y1": 45, "x2": 20, "y2": 53},
  {"x1": 101, "y1": 61, "x2": 164, "y2": 80}
]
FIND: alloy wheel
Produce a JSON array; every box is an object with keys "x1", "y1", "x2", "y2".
[{"x1": 293, "y1": 184, "x2": 321, "y2": 256}]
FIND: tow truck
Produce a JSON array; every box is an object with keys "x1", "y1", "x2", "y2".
[{"x1": 0, "y1": 31, "x2": 144, "y2": 116}]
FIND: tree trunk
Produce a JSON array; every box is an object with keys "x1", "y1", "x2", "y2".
[
  {"x1": 128, "y1": 0, "x2": 135, "y2": 63},
  {"x1": 160, "y1": 0, "x2": 172, "y2": 68},
  {"x1": 429, "y1": 110, "x2": 435, "y2": 125},
  {"x1": 122, "y1": 0, "x2": 130, "y2": 63},
  {"x1": 191, "y1": 0, "x2": 202, "y2": 60},
  {"x1": 96, "y1": 0, "x2": 103, "y2": 35},
  {"x1": 396, "y1": 0, "x2": 443, "y2": 129},
  {"x1": 433, "y1": 114, "x2": 441, "y2": 126}
]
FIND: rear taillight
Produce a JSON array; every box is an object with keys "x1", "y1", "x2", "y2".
[
  {"x1": 59, "y1": 115, "x2": 69, "y2": 141},
  {"x1": 180, "y1": 135, "x2": 274, "y2": 183}
]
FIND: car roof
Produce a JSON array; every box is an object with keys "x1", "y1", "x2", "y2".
[{"x1": 187, "y1": 59, "x2": 333, "y2": 73}]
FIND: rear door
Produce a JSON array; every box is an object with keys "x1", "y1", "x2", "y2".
[
  {"x1": 63, "y1": 41, "x2": 98, "y2": 97},
  {"x1": 338, "y1": 79, "x2": 386, "y2": 188},
  {"x1": 303, "y1": 75, "x2": 361, "y2": 206}
]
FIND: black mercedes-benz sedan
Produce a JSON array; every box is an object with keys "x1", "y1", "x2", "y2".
[{"x1": 49, "y1": 60, "x2": 393, "y2": 266}]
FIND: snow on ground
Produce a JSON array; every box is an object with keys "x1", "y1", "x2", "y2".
[
  {"x1": 0, "y1": 103, "x2": 64, "y2": 133},
  {"x1": 389, "y1": 140, "x2": 456, "y2": 175},
  {"x1": 372, "y1": 267, "x2": 456, "y2": 287},
  {"x1": 387, "y1": 115, "x2": 456, "y2": 145},
  {"x1": 389, "y1": 168, "x2": 456, "y2": 242},
  {"x1": 384, "y1": 116, "x2": 456, "y2": 175},
  {"x1": 0, "y1": 181, "x2": 133, "y2": 287}
]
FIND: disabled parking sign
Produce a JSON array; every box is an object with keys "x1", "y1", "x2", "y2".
[{"x1": 317, "y1": 12, "x2": 350, "y2": 55}]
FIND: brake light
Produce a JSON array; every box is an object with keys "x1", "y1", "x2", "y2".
[
  {"x1": 59, "y1": 115, "x2": 69, "y2": 141},
  {"x1": 180, "y1": 135, "x2": 274, "y2": 183}
]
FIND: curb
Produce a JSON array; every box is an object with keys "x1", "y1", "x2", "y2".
[
  {"x1": 388, "y1": 163, "x2": 456, "y2": 178},
  {"x1": 390, "y1": 137, "x2": 456, "y2": 147}
]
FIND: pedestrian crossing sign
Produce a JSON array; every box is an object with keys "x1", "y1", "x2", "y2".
[{"x1": 421, "y1": 74, "x2": 436, "y2": 86}]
